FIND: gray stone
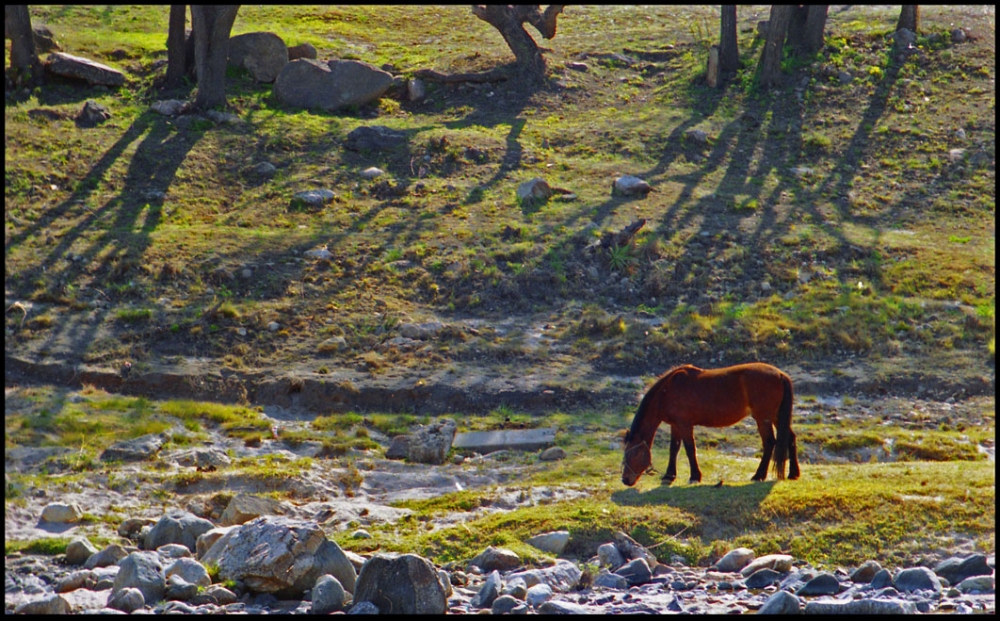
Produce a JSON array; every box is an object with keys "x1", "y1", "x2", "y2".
[
  {"x1": 353, "y1": 553, "x2": 447, "y2": 615},
  {"x1": 951, "y1": 28, "x2": 967, "y2": 43},
  {"x1": 407, "y1": 418, "x2": 456, "y2": 465},
  {"x1": 311, "y1": 574, "x2": 348, "y2": 614},
  {"x1": 525, "y1": 582, "x2": 553, "y2": 606},
  {"x1": 201, "y1": 516, "x2": 356, "y2": 596},
  {"x1": 228, "y1": 32, "x2": 288, "y2": 83},
  {"x1": 804, "y1": 598, "x2": 915, "y2": 614},
  {"x1": 399, "y1": 321, "x2": 444, "y2": 339},
  {"x1": 100, "y1": 433, "x2": 166, "y2": 463},
  {"x1": 526, "y1": 530, "x2": 570, "y2": 555},
  {"x1": 740, "y1": 553, "x2": 794, "y2": 577},
  {"x1": 517, "y1": 177, "x2": 553, "y2": 203},
  {"x1": 471, "y1": 570, "x2": 501, "y2": 608},
  {"x1": 156, "y1": 543, "x2": 193, "y2": 559},
  {"x1": 593, "y1": 569, "x2": 628, "y2": 589},
  {"x1": 345, "y1": 125, "x2": 408, "y2": 152},
  {"x1": 597, "y1": 542, "x2": 625, "y2": 570},
  {"x1": 274, "y1": 59, "x2": 393, "y2": 111},
  {"x1": 291, "y1": 189, "x2": 336, "y2": 209},
  {"x1": 539, "y1": 446, "x2": 566, "y2": 461},
  {"x1": 894, "y1": 28, "x2": 917, "y2": 49},
  {"x1": 348, "y1": 600, "x2": 379, "y2": 614},
  {"x1": 538, "y1": 600, "x2": 589, "y2": 614},
  {"x1": 796, "y1": 571, "x2": 841, "y2": 595},
  {"x1": 714, "y1": 547, "x2": 755, "y2": 573},
  {"x1": 164, "y1": 573, "x2": 199, "y2": 601},
  {"x1": 151, "y1": 99, "x2": 188, "y2": 116},
  {"x1": 893, "y1": 566, "x2": 942, "y2": 594},
  {"x1": 407, "y1": 78, "x2": 426, "y2": 101},
  {"x1": 744, "y1": 568, "x2": 782, "y2": 588},
  {"x1": 612, "y1": 175, "x2": 651, "y2": 196},
  {"x1": 453, "y1": 428, "x2": 557, "y2": 454},
  {"x1": 76, "y1": 100, "x2": 111, "y2": 128},
  {"x1": 506, "y1": 560, "x2": 582, "y2": 593},
  {"x1": 491, "y1": 594, "x2": 522, "y2": 614},
  {"x1": 145, "y1": 510, "x2": 215, "y2": 552},
  {"x1": 189, "y1": 584, "x2": 237, "y2": 606},
  {"x1": 85, "y1": 544, "x2": 128, "y2": 569},
  {"x1": 850, "y1": 560, "x2": 882, "y2": 583},
  {"x1": 361, "y1": 166, "x2": 384, "y2": 179},
  {"x1": 934, "y1": 554, "x2": 992, "y2": 585},
  {"x1": 288, "y1": 42, "x2": 318, "y2": 61},
  {"x1": 870, "y1": 568, "x2": 893, "y2": 589},
  {"x1": 107, "y1": 587, "x2": 145, "y2": 613},
  {"x1": 758, "y1": 589, "x2": 801, "y2": 614},
  {"x1": 41, "y1": 502, "x2": 83, "y2": 523},
  {"x1": 195, "y1": 526, "x2": 237, "y2": 558},
  {"x1": 684, "y1": 128, "x2": 710, "y2": 144},
  {"x1": 56, "y1": 569, "x2": 98, "y2": 593},
  {"x1": 15, "y1": 593, "x2": 70, "y2": 615},
  {"x1": 165, "y1": 557, "x2": 211, "y2": 588},
  {"x1": 956, "y1": 574, "x2": 994, "y2": 593},
  {"x1": 501, "y1": 576, "x2": 527, "y2": 599},
  {"x1": 112, "y1": 552, "x2": 165, "y2": 606},
  {"x1": 615, "y1": 557, "x2": 652, "y2": 585},
  {"x1": 46, "y1": 52, "x2": 124, "y2": 86},
  {"x1": 220, "y1": 493, "x2": 288, "y2": 526},
  {"x1": 468, "y1": 546, "x2": 522, "y2": 572},
  {"x1": 385, "y1": 435, "x2": 411, "y2": 459}
]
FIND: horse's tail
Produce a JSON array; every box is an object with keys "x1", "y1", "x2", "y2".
[{"x1": 772, "y1": 374, "x2": 794, "y2": 480}]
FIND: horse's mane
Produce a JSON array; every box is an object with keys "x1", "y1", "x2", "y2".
[{"x1": 628, "y1": 365, "x2": 695, "y2": 438}]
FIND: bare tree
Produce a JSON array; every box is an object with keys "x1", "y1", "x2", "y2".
[
  {"x1": 471, "y1": 5, "x2": 564, "y2": 83},
  {"x1": 165, "y1": 5, "x2": 188, "y2": 88},
  {"x1": 897, "y1": 5, "x2": 920, "y2": 32},
  {"x1": 5, "y1": 5, "x2": 44, "y2": 87},
  {"x1": 190, "y1": 5, "x2": 239, "y2": 110},
  {"x1": 788, "y1": 5, "x2": 829, "y2": 55},
  {"x1": 757, "y1": 5, "x2": 794, "y2": 89},
  {"x1": 719, "y1": 5, "x2": 739, "y2": 74}
]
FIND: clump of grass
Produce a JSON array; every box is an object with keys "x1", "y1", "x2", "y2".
[{"x1": 115, "y1": 308, "x2": 152, "y2": 323}]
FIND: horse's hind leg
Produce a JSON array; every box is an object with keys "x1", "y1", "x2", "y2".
[
  {"x1": 661, "y1": 427, "x2": 681, "y2": 484},
  {"x1": 753, "y1": 419, "x2": 776, "y2": 481},
  {"x1": 678, "y1": 425, "x2": 702, "y2": 483},
  {"x1": 787, "y1": 430, "x2": 800, "y2": 479}
]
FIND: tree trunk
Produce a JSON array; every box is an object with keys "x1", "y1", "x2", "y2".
[
  {"x1": 190, "y1": 5, "x2": 239, "y2": 110},
  {"x1": 472, "y1": 5, "x2": 563, "y2": 83},
  {"x1": 801, "y1": 5, "x2": 829, "y2": 54},
  {"x1": 719, "y1": 5, "x2": 739, "y2": 74},
  {"x1": 165, "y1": 5, "x2": 188, "y2": 87},
  {"x1": 897, "y1": 5, "x2": 920, "y2": 32},
  {"x1": 5, "y1": 5, "x2": 43, "y2": 87},
  {"x1": 757, "y1": 5, "x2": 793, "y2": 90}
]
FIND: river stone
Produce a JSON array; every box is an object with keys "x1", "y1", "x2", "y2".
[
  {"x1": 796, "y1": 571, "x2": 841, "y2": 595},
  {"x1": 345, "y1": 125, "x2": 408, "y2": 152},
  {"x1": 714, "y1": 547, "x2": 755, "y2": 573},
  {"x1": 349, "y1": 600, "x2": 379, "y2": 614},
  {"x1": 870, "y1": 568, "x2": 893, "y2": 589},
  {"x1": 538, "y1": 600, "x2": 589, "y2": 614},
  {"x1": 291, "y1": 189, "x2": 336, "y2": 209},
  {"x1": 804, "y1": 598, "x2": 916, "y2": 614},
  {"x1": 526, "y1": 530, "x2": 570, "y2": 555},
  {"x1": 506, "y1": 560, "x2": 582, "y2": 592},
  {"x1": 850, "y1": 560, "x2": 882, "y2": 583},
  {"x1": 744, "y1": 568, "x2": 782, "y2": 588},
  {"x1": 468, "y1": 546, "x2": 521, "y2": 572},
  {"x1": 288, "y1": 42, "x2": 317, "y2": 61},
  {"x1": 594, "y1": 569, "x2": 629, "y2": 589},
  {"x1": 491, "y1": 594, "x2": 522, "y2": 614},
  {"x1": 615, "y1": 557, "x2": 652, "y2": 585},
  {"x1": 46, "y1": 52, "x2": 124, "y2": 86},
  {"x1": 539, "y1": 446, "x2": 567, "y2": 461},
  {"x1": 100, "y1": 433, "x2": 166, "y2": 462},
  {"x1": 84, "y1": 543, "x2": 128, "y2": 569},
  {"x1": 145, "y1": 510, "x2": 215, "y2": 552},
  {"x1": 107, "y1": 586, "x2": 145, "y2": 613},
  {"x1": 65, "y1": 537, "x2": 100, "y2": 566},
  {"x1": 274, "y1": 59, "x2": 393, "y2": 111},
  {"x1": 740, "y1": 553, "x2": 794, "y2": 577},
  {"x1": 501, "y1": 576, "x2": 527, "y2": 599},
  {"x1": 353, "y1": 553, "x2": 448, "y2": 615},
  {"x1": 55, "y1": 569, "x2": 98, "y2": 593},
  {"x1": 471, "y1": 570, "x2": 501, "y2": 608},
  {"x1": 407, "y1": 418, "x2": 456, "y2": 465},
  {"x1": 894, "y1": 566, "x2": 942, "y2": 594},
  {"x1": 956, "y1": 574, "x2": 994, "y2": 593},
  {"x1": 525, "y1": 582, "x2": 554, "y2": 606},
  {"x1": 112, "y1": 552, "x2": 165, "y2": 606},
  {"x1": 228, "y1": 32, "x2": 288, "y2": 83},
  {"x1": 934, "y1": 554, "x2": 992, "y2": 585},
  {"x1": 164, "y1": 573, "x2": 199, "y2": 602},
  {"x1": 612, "y1": 175, "x2": 651, "y2": 196},
  {"x1": 75, "y1": 100, "x2": 111, "y2": 128},
  {"x1": 219, "y1": 493, "x2": 288, "y2": 526},
  {"x1": 385, "y1": 435, "x2": 410, "y2": 459},
  {"x1": 40, "y1": 502, "x2": 83, "y2": 523},
  {"x1": 758, "y1": 589, "x2": 801, "y2": 614},
  {"x1": 14, "y1": 593, "x2": 70, "y2": 615},
  {"x1": 165, "y1": 557, "x2": 211, "y2": 588},
  {"x1": 312, "y1": 574, "x2": 348, "y2": 614},
  {"x1": 195, "y1": 525, "x2": 238, "y2": 558},
  {"x1": 201, "y1": 516, "x2": 356, "y2": 596},
  {"x1": 598, "y1": 542, "x2": 626, "y2": 570}
]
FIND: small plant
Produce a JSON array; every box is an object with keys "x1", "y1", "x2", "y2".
[
  {"x1": 607, "y1": 244, "x2": 637, "y2": 273},
  {"x1": 115, "y1": 308, "x2": 152, "y2": 323}
]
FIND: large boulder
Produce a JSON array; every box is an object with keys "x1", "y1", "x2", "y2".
[
  {"x1": 219, "y1": 493, "x2": 288, "y2": 526},
  {"x1": 407, "y1": 418, "x2": 457, "y2": 465},
  {"x1": 228, "y1": 31, "x2": 288, "y2": 83},
  {"x1": 112, "y1": 552, "x2": 165, "y2": 606},
  {"x1": 144, "y1": 510, "x2": 215, "y2": 553},
  {"x1": 273, "y1": 58, "x2": 393, "y2": 111},
  {"x1": 353, "y1": 553, "x2": 448, "y2": 615},
  {"x1": 45, "y1": 52, "x2": 124, "y2": 86},
  {"x1": 200, "y1": 516, "x2": 356, "y2": 596}
]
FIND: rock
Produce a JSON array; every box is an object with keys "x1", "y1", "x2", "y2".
[
  {"x1": 75, "y1": 100, "x2": 111, "y2": 128},
  {"x1": 838, "y1": 70, "x2": 854, "y2": 85},
  {"x1": 228, "y1": 32, "x2": 288, "y2": 83},
  {"x1": 84, "y1": 544, "x2": 128, "y2": 569},
  {"x1": 145, "y1": 510, "x2": 215, "y2": 552},
  {"x1": 566, "y1": 61, "x2": 589, "y2": 71},
  {"x1": 491, "y1": 594, "x2": 522, "y2": 614},
  {"x1": 268, "y1": 321, "x2": 280, "y2": 332},
  {"x1": 744, "y1": 568, "x2": 782, "y2": 588},
  {"x1": 934, "y1": 554, "x2": 992, "y2": 585},
  {"x1": 399, "y1": 321, "x2": 444, "y2": 339},
  {"x1": 291, "y1": 189, "x2": 336, "y2": 209},
  {"x1": 165, "y1": 557, "x2": 211, "y2": 588},
  {"x1": 454, "y1": 428, "x2": 557, "y2": 454},
  {"x1": 345, "y1": 125, "x2": 408, "y2": 152},
  {"x1": 471, "y1": 570, "x2": 502, "y2": 608},
  {"x1": 287, "y1": 42, "x2": 318, "y2": 61},
  {"x1": 274, "y1": 59, "x2": 393, "y2": 111},
  {"x1": 55, "y1": 569, "x2": 98, "y2": 593},
  {"x1": 385, "y1": 435, "x2": 411, "y2": 459},
  {"x1": 190, "y1": 584, "x2": 237, "y2": 606},
  {"x1": 950, "y1": 28, "x2": 967, "y2": 43},
  {"x1": 204, "y1": 109, "x2": 240, "y2": 124},
  {"x1": 613, "y1": 531, "x2": 658, "y2": 569},
  {"x1": 684, "y1": 128, "x2": 710, "y2": 144},
  {"x1": 312, "y1": 574, "x2": 348, "y2": 614},
  {"x1": 195, "y1": 526, "x2": 237, "y2": 557},
  {"x1": 614, "y1": 558, "x2": 652, "y2": 585},
  {"x1": 894, "y1": 566, "x2": 942, "y2": 594},
  {"x1": 40, "y1": 502, "x2": 83, "y2": 523},
  {"x1": 594, "y1": 569, "x2": 629, "y2": 589},
  {"x1": 894, "y1": 28, "x2": 917, "y2": 49},
  {"x1": 219, "y1": 493, "x2": 288, "y2": 526},
  {"x1": 151, "y1": 99, "x2": 188, "y2": 116},
  {"x1": 100, "y1": 433, "x2": 166, "y2": 463},
  {"x1": 407, "y1": 418, "x2": 456, "y2": 465},
  {"x1": 107, "y1": 586, "x2": 145, "y2": 613},
  {"x1": 65, "y1": 537, "x2": 100, "y2": 565},
  {"x1": 758, "y1": 589, "x2": 801, "y2": 614},
  {"x1": 612, "y1": 175, "x2": 651, "y2": 197},
  {"x1": 851, "y1": 560, "x2": 882, "y2": 583},
  {"x1": 14, "y1": 593, "x2": 70, "y2": 615},
  {"x1": 407, "y1": 78, "x2": 426, "y2": 101},
  {"x1": 714, "y1": 547, "x2": 755, "y2": 573},
  {"x1": 526, "y1": 530, "x2": 570, "y2": 555},
  {"x1": 468, "y1": 546, "x2": 522, "y2": 573},
  {"x1": 201, "y1": 516, "x2": 357, "y2": 596},
  {"x1": 174, "y1": 448, "x2": 232, "y2": 470},
  {"x1": 164, "y1": 573, "x2": 199, "y2": 601},
  {"x1": 790, "y1": 166, "x2": 814, "y2": 177},
  {"x1": 956, "y1": 575, "x2": 994, "y2": 593},
  {"x1": 537, "y1": 445, "x2": 564, "y2": 462},
  {"x1": 349, "y1": 600, "x2": 379, "y2": 614},
  {"x1": 538, "y1": 600, "x2": 589, "y2": 614},
  {"x1": 353, "y1": 553, "x2": 448, "y2": 615},
  {"x1": 804, "y1": 598, "x2": 916, "y2": 614},
  {"x1": 949, "y1": 148, "x2": 967, "y2": 163},
  {"x1": 501, "y1": 576, "x2": 527, "y2": 598},
  {"x1": 517, "y1": 177, "x2": 553, "y2": 203},
  {"x1": 361, "y1": 166, "x2": 384, "y2": 179},
  {"x1": 797, "y1": 571, "x2": 841, "y2": 595},
  {"x1": 525, "y1": 582, "x2": 554, "y2": 606},
  {"x1": 45, "y1": 52, "x2": 125, "y2": 86},
  {"x1": 304, "y1": 245, "x2": 334, "y2": 259},
  {"x1": 597, "y1": 543, "x2": 626, "y2": 570},
  {"x1": 5, "y1": 22, "x2": 61, "y2": 52},
  {"x1": 870, "y1": 568, "x2": 893, "y2": 590},
  {"x1": 112, "y1": 551, "x2": 165, "y2": 606},
  {"x1": 740, "y1": 553, "x2": 794, "y2": 577},
  {"x1": 506, "y1": 560, "x2": 582, "y2": 593}
]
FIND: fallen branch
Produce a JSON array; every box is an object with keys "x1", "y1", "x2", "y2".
[
  {"x1": 413, "y1": 67, "x2": 510, "y2": 84},
  {"x1": 600, "y1": 218, "x2": 646, "y2": 249}
]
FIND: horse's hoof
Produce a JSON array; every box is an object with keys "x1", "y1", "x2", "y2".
[
  {"x1": 751, "y1": 475, "x2": 765, "y2": 482},
  {"x1": 689, "y1": 478, "x2": 701, "y2": 484}
]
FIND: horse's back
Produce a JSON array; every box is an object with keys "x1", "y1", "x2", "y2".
[{"x1": 667, "y1": 363, "x2": 788, "y2": 427}]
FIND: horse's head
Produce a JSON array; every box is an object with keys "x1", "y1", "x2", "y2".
[{"x1": 621, "y1": 430, "x2": 653, "y2": 486}]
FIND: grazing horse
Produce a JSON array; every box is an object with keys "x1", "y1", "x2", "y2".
[{"x1": 621, "y1": 363, "x2": 800, "y2": 486}]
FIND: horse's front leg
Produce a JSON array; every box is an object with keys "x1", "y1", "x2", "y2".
[
  {"x1": 661, "y1": 427, "x2": 681, "y2": 485},
  {"x1": 752, "y1": 419, "x2": 776, "y2": 481},
  {"x1": 678, "y1": 425, "x2": 702, "y2": 483}
]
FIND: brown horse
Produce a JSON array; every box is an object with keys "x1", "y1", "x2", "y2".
[{"x1": 621, "y1": 363, "x2": 800, "y2": 486}]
